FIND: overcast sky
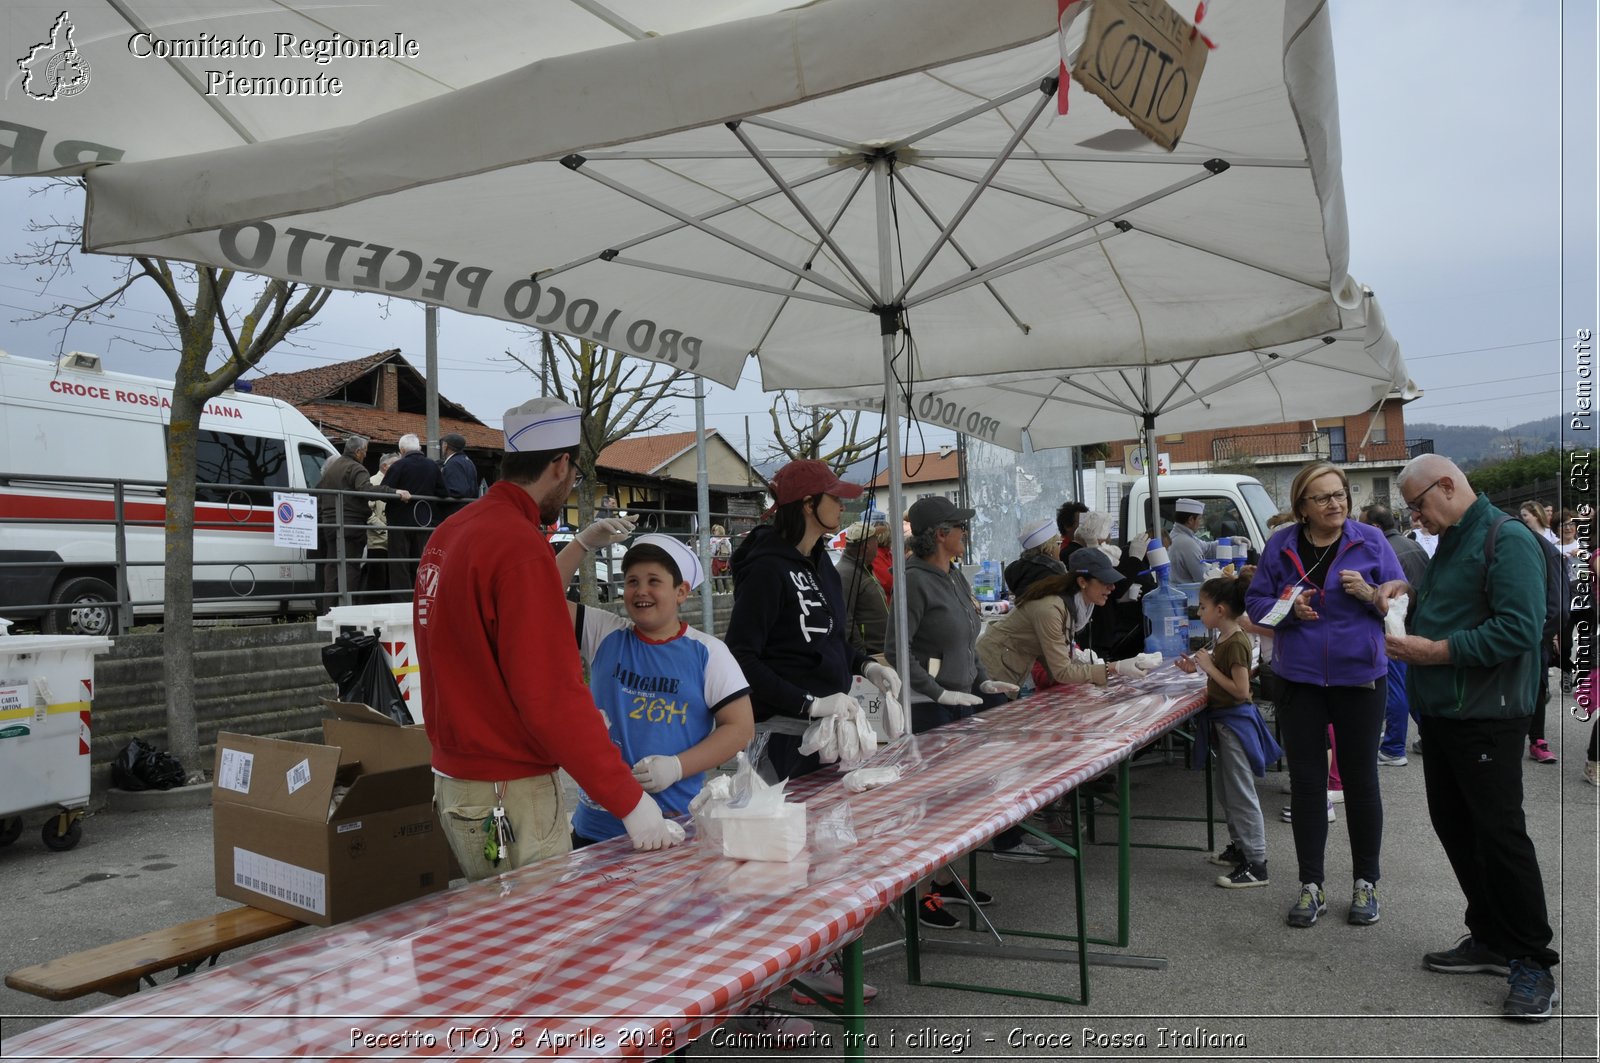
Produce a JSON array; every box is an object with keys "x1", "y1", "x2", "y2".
[{"x1": 1, "y1": 1, "x2": 1594, "y2": 460}]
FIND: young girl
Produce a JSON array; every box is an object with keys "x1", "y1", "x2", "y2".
[{"x1": 1177, "y1": 573, "x2": 1282, "y2": 889}]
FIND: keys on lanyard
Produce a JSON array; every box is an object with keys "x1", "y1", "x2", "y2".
[{"x1": 482, "y1": 782, "x2": 516, "y2": 867}]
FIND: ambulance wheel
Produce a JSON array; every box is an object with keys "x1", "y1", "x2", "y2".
[
  {"x1": 42, "y1": 576, "x2": 118, "y2": 638},
  {"x1": 0, "y1": 816, "x2": 22, "y2": 846},
  {"x1": 41, "y1": 816, "x2": 82, "y2": 852}
]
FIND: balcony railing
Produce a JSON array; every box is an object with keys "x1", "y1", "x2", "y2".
[{"x1": 1211, "y1": 432, "x2": 1433, "y2": 465}]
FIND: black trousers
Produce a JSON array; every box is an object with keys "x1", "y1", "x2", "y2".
[
  {"x1": 1277, "y1": 678, "x2": 1386, "y2": 886},
  {"x1": 1418, "y1": 714, "x2": 1558, "y2": 968},
  {"x1": 318, "y1": 527, "x2": 367, "y2": 606}
]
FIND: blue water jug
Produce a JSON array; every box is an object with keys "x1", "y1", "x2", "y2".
[
  {"x1": 1143, "y1": 567, "x2": 1191, "y2": 658},
  {"x1": 971, "y1": 560, "x2": 1001, "y2": 602}
]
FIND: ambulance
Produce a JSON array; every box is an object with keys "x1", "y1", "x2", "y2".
[{"x1": 0, "y1": 350, "x2": 338, "y2": 635}]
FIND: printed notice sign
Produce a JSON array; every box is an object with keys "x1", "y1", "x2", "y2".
[
  {"x1": 233, "y1": 847, "x2": 327, "y2": 916},
  {"x1": 216, "y1": 748, "x2": 255, "y2": 793},
  {"x1": 0, "y1": 683, "x2": 29, "y2": 715},
  {"x1": 272, "y1": 492, "x2": 317, "y2": 549}
]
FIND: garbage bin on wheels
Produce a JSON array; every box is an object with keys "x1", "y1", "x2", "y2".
[
  {"x1": 316, "y1": 604, "x2": 423, "y2": 724},
  {"x1": 0, "y1": 632, "x2": 114, "y2": 851}
]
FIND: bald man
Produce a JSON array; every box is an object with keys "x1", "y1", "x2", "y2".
[{"x1": 1374, "y1": 455, "x2": 1559, "y2": 1022}]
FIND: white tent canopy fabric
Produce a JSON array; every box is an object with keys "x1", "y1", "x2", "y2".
[
  {"x1": 63, "y1": 0, "x2": 1362, "y2": 392},
  {"x1": 800, "y1": 294, "x2": 1415, "y2": 452}
]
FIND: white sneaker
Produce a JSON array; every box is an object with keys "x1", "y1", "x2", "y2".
[
  {"x1": 1376, "y1": 750, "x2": 1408, "y2": 766},
  {"x1": 1327, "y1": 789, "x2": 1344, "y2": 804}
]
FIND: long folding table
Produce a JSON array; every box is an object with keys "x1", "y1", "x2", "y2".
[{"x1": 6, "y1": 670, "x2": 1204, "y2": 1061}]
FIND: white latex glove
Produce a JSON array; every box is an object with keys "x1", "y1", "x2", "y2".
[
  {"x1": 1070, "y1": 644, "x2": 1103, "y2": 665},
  {"x1": 621, "y1": 794, "x2": 685, "y2": 851},
  {"x1": 862, "y1": 660, "x2": 903, "y2": 702},
  {"x1": 631, "y1": 754, "x2": 683, "y2": 793},
  {"x1": 1114, "y1": 657, "x2": 1154, "y2": 679},
  {"x1": 1128, "y1": 535, "x2": 1151, "y2": 561},
  {"x1": 576, "y1": 515, "x2": 636, "y2": 550},
  {"x1": 1118, "y1": 583, "x2": 1144, "y2": 603},
  {"x1": 936, "y1": 689, "x2": 984, "y2": 708},
  {"x1": 882, "y1": 694, "x2": 907, "y2": 740},
  {"x1": 808, "y1": 692, "x2": 857, "y2": 718},
  {"x1": 979, "y1": 680, "x2": 1020, "y2": 695}
]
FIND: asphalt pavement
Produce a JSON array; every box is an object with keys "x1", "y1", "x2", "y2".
[{"x1": 0, "y1": 694, "x2": 1595, "y2": 1062}]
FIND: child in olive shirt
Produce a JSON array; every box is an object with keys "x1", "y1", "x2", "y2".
[{"x1": 1178, "y1": 574, "x2": 1282, "y2": 888}]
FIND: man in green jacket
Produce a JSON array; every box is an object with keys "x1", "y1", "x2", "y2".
[{"x1": 1376, "y1": 454, "x2": 1559, "y2": 1022}]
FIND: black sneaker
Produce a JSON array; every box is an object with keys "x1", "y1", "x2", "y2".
[
  {"x1": 1285, "y1": 882, "x2": 1326, "y2": 928},
  {"x1": 1424, "y1": 934, "x2": 1510, "y2": 975},
  {"x1": 917, "y1": 893, "x2": 961, "y2": 929},
  {"x1": 927, "y1": 878, "x2": 994, "y2": 907},
  {"x1": 1347, "y1": 879, "x2": 1380, "y2": 925},
  {"x1": 1503, "y1": 959, "x2": 1560, "y2": 1021},
  {"x1": 1207, "y1": 842, "x2": 1244, "y2": 868},
  {"x1": 1215, "y1": 860, "x2": 1268, "y2": 889}
]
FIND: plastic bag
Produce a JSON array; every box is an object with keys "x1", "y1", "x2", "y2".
[
  {"x1": 320, "y1": 633, "x2": 412, "y2": 725},
  {"x1": 110, "y1": 738, "x2": 187, "y2": 791}
]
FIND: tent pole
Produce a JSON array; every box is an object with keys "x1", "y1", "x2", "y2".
[
  {"x1": 1143, "y1": 398, "x2": 1161, "y2": 549},
  {"x1": 695, "y1": 377, "x2": 714, "y2": 631},
  {"x1": 874, "y1": 155, "x2": 912, "y2": 734}
]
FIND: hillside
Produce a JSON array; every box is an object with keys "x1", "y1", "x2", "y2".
[{"x1": 1406, "y1": 415, "x2": 1570, "y2": 468}]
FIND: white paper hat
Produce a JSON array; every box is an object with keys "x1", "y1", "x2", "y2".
[
  {"x1": 631, "y1": 533, "x2": 704, "y2": 590},
  {"x1": 1017, "y1": 517, "x2": 1058, "y2": 550},
  {"x1": 1175, "y1": 497, "x2": 1205, "y2": 516},
  {"x1": 502, "y1": 397, "x2": 581, "y2": 453}
]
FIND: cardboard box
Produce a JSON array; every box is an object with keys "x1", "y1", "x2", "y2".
[{"x1": 211, "y1": 701, "x2": 451, "y2": 926}]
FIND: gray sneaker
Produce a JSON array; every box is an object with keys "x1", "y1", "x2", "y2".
[
  {"x1": 1347, "y1": 879, "x2": 1380, "y2": 925},
  {"x1": 1424, "y1": 934, "x2": 1510, "y2": 975},
  {"x1": 1285, "y1": 882, "x2": 1326, "y2": 928},
  {"x1": 1502, "y1": 959, "x2": 1560, "y2": 1021}
]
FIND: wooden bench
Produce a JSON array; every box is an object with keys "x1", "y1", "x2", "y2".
[{"x1": 5, "y1": 905, "x2": 305, "y2": 1000}]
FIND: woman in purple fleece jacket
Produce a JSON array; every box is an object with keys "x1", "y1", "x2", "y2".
[{"x1": 1246, "y1": 462, "x2": 1405, "y2": 930}]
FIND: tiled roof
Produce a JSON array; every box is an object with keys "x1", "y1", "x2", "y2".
[
  {"x1": 598, "y1": 429, "x2": 721, "y2": 476},
  {"x1": 299, "y1": 404, "x2": 504, "y2": 451},
  {"x1": 867, "y1": 450, "x2": 961, "y2": 488},
  {"x1": 249, "y1": 349, "x2": 482, "y2": 423}
]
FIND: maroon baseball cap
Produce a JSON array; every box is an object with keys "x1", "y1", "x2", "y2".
[{"x1": 768, "y1": 460, "x2": 864, "y2": 506}]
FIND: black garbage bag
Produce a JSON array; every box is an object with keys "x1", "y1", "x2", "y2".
[
  {"x1": 111, "y1": 738, "x2": 187, "y2": 791},
  {"x1": 321, "y1": 633, "x2": 413, "y2": 725}
]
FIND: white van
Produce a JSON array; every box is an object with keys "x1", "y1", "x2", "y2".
[
  {"x1": 0, "y1": 351, "x2": 338, "y2": 635},
  {"x1": 1100, "y1": 472, "x2": 1281, "y2": 558}
]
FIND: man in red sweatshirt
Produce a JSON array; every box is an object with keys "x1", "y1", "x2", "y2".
[{"x1": 415, "y1": 396, "x2": 681, "y2": 879}]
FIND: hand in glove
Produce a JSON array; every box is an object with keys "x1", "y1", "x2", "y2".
[
  {"x1": 808, "y1": 692, "x2": 858, "y2": 718},
  {"x1": 632, "y1": 755, "x2": 682, "y2": 793},
  {"x1": 576, "y1": 515, "x2": 637, "y2": 550},
  {"x1": 936, "y1": 689, "x2": 984, "y2": 708},
  {"x1": 1069, "y1": 644, "x2": 1103, "y2": 665},
  {"x1": 978, "y1": 680, "x2": 1020, "y2": 695},
  {"x1": 1118, "y1": 583, "x2": 1144, "y2": 603},
  {"x1": 621, "y1": 794, "x2": 685, "y2": 851},
  {"x1": 1114, "y1": 657, "x2": 1154, "y2": 679},
  {"x1": 862, "y1": 660, "x2": 902, "y2": 702}
]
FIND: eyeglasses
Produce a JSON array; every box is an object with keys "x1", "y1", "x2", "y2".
[
  {"x1": 942, "y1": 522, "x2": 969, "y2": 532},
  {"x1": 1302, "y1": 489, "x2": 1348, "y2": 509},
  {"x1": 1404, "y1": 479, "x2": 1443, "y2": 514}
]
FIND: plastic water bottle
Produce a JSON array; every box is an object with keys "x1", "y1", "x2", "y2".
[
  {"x1": 1141, "y1": 548, "x2": 1191, "y2": 658},
  {"x1": 971, "y1": 560, "x2": 1001, "y2": 602}
]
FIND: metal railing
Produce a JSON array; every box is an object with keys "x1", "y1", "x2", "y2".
[
  {"x1": 1210, "y1": 432, "x2": 1433, "y2": 465},
  {"x1": 0, "y1": 470, "x2": 752, "y2": 633}
]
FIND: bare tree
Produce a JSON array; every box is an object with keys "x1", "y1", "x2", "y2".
[
  {"x1": 765, "y1": 390, "x2": 880, "y2": 472},
  {"x1": 11, "y1": 180, "x2": 330, "y2": 781},
  {"x1": 504, "y1": 331, "x2": 694, "y2": 601}
]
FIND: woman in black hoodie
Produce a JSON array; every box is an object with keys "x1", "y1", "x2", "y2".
[{"x1": 726, "y1": 460, "x2": 902, "y2": 782}]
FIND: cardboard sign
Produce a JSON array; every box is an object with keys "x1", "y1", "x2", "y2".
[
  {"x1": 272, "y1": 491, "x2": 317, "y2": 548},
  {"x1": 1071, "y1": 0, "x2": 1209, "y2": 151}
]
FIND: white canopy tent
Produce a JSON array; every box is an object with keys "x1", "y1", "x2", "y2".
[{"x1": 6, "y1": 0, "x2": 1376, "y2": 722}]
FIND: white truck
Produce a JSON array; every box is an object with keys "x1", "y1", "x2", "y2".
[
  {"x1": 0, "y1": 350, "x2": 338, "y2": 635},
  {"x1": 1089, "y1": 470, "x2": 1282, "y2": 559}
]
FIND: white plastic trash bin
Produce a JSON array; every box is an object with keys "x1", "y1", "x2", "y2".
[
  {"x1": 317, "y1": 604, "x2": 424, "y2": 724},
  {"x1": 0, "y1": 632, "x2": 114, "y2": 851}
]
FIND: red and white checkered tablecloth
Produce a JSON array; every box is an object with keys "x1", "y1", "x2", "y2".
[{"x1": 8, "y1": 672, "x2": 1202, "y2": 1062}]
